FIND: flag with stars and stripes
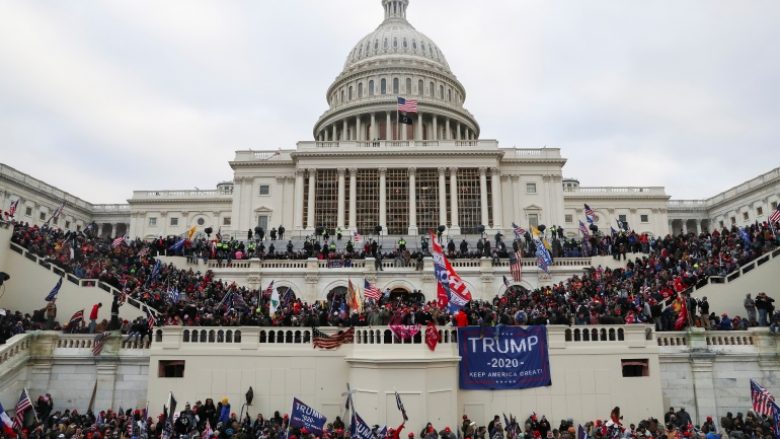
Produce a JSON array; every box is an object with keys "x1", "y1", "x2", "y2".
[
  {"x1": 13, "y1": 388, "x2": 35, "y2": 430},
  {"x1": 363, "y1": 279, "x2": 382, "y2": 301},
  {"x1": 584, "y1": 203, "x2": 596, "y2": 223},
  {"x1": 397, "y1": 97, "x2": 418, "y2": 113},
  {"x1": 512, "y1": 222, "x2": 526, "y2": 239},
  {"x1": 751, "y1": 379, "x2": 775, "y2": 417}
]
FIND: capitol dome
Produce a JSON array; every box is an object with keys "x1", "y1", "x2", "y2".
[
  {"x1": 313, "y1": 0, "x2": 479, "y2": 142},
  {"x1": 343, "y1": 11, "x2": 451, "y2": 72}
]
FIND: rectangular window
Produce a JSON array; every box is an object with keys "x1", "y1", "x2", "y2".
[
  {"x1": 257, "y1": 215, "x2": 268, "y2": 231},
  {"x1": 731, "y1": 217, "x2": 736, "y2": 225},
  {"x1": 757, "y1": 206, "x2": 764, "y2": 216},
  {"x1": 386, "y1": 169, "x2": 409, "y2": 235},
  {"x1": 259, "y1": 185, "x2": 270, "y2": 195},
  {"x1": 528, "y1": 214, "x2": 539, "y2": 227},
  {"x1": 743, "y1": 212, "x2": 749, "y2": 221},
  {"x1": 77, "y1": 225, "x2": 82, "y2": 232},
  {"x1": 719, "y1": 220, "x2": 724, "y2": 228},
  {"x1": 149, "y1": 217, "x2": 157, "y2": 227},
  {"x1": 456, "y1": 168, "x2": 481, "y2": 234},
  {"x1": 356, "y1": 169, "x2": 380, "y2": 235},
  {"x1": 39, "y1": 212, "x2": 46, "y2": 221},
  {"x1": 565, "y1": 214, "x2": 573, "y2": 223},
  {"x1": 773, "y1": 201, "x2": 778, "y2": 210},
  {"x1": 170, "y1": 217, "x2": 178, "y2": 226},
  {"x1": 619, "y1": 214, "x2": 627, "y2": 223},
  {"x1": 65, "y1": 221, "x2": 71, "y2": 229},
  {"x1": 526, "y1": 183, "x2": 537, "y2": 194},
  {"x1": 223, "y1": 217, "x2": 231, "y2": 226},
  {"x1": 640, "y1": 214, "x2": 649, "y2": 223},
  {"x1": 621, "y1": 359, "x2": 649, "y2": 377},
  {"x1": 25, "y1": 207, "x2": 32, "y2": 216},
  {"x1": 314, "y1": 169, "x2": 338, "y2": 232},
  {"x1": 415, "y1": 168, "x2": 439, "y2": 232},
  {"x1": 158, "y1": 360, "x2": 185, "y2": 378}
]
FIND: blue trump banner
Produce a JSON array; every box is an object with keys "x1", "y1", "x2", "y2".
[
  {"x1": 351, "y1": 412, "x2": 374, "y2": 439},
  {"x1": 290, "y1": 397, "x2": 327, "y2": 435},
  {"x1": 458, "y1": 326, "x2": 552, "y2": 390}
]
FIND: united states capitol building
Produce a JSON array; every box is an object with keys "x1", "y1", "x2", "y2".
[{"x1": 1, "y1": 0, "x2": 780, "y2": 429}]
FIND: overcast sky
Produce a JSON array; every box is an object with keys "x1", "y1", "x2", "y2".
[{"x1": 1, "y1": 0, "x2": 778, "y2": 204}]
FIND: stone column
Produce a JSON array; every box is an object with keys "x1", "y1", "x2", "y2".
[
  {"x1": 456, "y1": 122, "x2": 462, "y2": 140},
  {"x1": 401, "y1": 116, "x2": 407, "y2": 141},
  {"x1": 438, "y1": 167, "x2": 447, "y2": 227},
  {"x1": 408, "y1": 167, "x2": 418, "y2": 235},
  {"x1": 306, "y1": 169, "x2": 316, "y2": 231},
  {"x1": 355, "y1": 116, "x2": 362, "y2": 141},
  {"x1": 332, "y1": 124, "x2": 337, "y2": 143},
  {"x1": 432, "y1": 116, "x2": 438, "y2": 141},
  {"x1": 379, "y1": 168, "x2": 387, "y2": 235},
  {"x1": 342, "y1": 119, "x2": 348, "y2": 141},
  {"x1": 491, "y1": 168, "x2": 503, "y2": 230},
  {"x1": 416, "y1": 112, "x2": 423, "y2": 141},
  {"x1": 386, "y1": 112, "x2": 392, "y2": 140},
  {"x1": 293, "y1": 170, "x2": 304, "y2": 230},
  {"x1": 449, "y1": 167, "x2": 460, "y2": 235},
  {"x1": 479, "y1": 167, "x2": 489, "y2": 227},
  {"x1": 683, "y1": 221, "x2": 688, "y2": 235},
  {"x1": 445, "y1": 119, "x2": 451, "y2": 140},
  {"x1": 349, "y1": 168, "x2": 358, "y2": 232},
  {"x1": 337, "y1": 168, "x2": 346, "y2": 228},
  {"x1": 370, "y1": 113, "x2": 377, "y2": 140},
  {"x1": 512, "y1": 175, "x2": 521, "y2": 224}
]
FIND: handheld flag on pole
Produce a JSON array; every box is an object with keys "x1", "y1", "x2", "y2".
[
  {"x1": 584, "y1": 204, "x2": 596, "y2": 224},
  {"x1": 512, "y1": 223, "x2": 526, "y2": 239},
  {"x1": 45, "y1": 276, "x2": 63, "y2": 302},
  {"x1": 0, "y1": 401, "x2": 16, "y2": 437},
  {"x1": 751, "y1": 379, "x2": 775, "y2": 417},
  {"x1": 8, "y1": 199, "x2": 19, "y2": 218},
  {"x1": 12, "y1": 388, "x2": 35, "y2": 430},
  {"x1": 394, "y1": 391, "x2": 408, "y2": 422}
]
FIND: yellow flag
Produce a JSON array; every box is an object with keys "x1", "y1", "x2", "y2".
[
  {"x1": 187, "y1": 226, "x2": 197, "y2": 240},
  {"x1": 531, "y1": 226, "x2": 541, "y2": 238}
]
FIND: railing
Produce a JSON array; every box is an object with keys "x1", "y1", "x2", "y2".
[
  {"x1": 569, "y1": 186, "x2": 667, "y2": 195},
  {"x1": 9, "y1": 242, "x2": 160, "y2": 317},
  {"x1": 0, "y1": 164, "x2": 94, "y2": 211},
  {"x1": 0, "y1": 333, "x2": 32, "y2": 365},
  {"x1": 563, "y1": 326, "x2": 629, "y2": 343},
  {"x1": 681, "y1": 247, "x2": 780, "y2": 293},
  {"x1": 295, "y1": 139, "x2": 501, "y2": 151},
  {"x1": 668, "y1": 200, "x2": 708, "y2": 210},
  {"x1": 354, "y1": 327, "x2": 459, "y2": 345},
  {"x1": 508, "y1": 148, "x2": 562, "y2": 159},
  {"x1": 657, "y1": 330, "x2": 758, "y2": 348},
  {"x1": 91, "y1": 204, "x2": 131, "y2": 213},
  {"x1": 131, "y1": 190, "x2": 231, "y2": 199}
]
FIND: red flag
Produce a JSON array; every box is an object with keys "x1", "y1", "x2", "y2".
[{"x1": 425, "y1": 322, "x2": 440, "y2": 351}]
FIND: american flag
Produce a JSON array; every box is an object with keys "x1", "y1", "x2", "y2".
[
  {"x1": 313, "y1": 327, "x2": 355, "y2": 350},
  {"x1": 262, "y1": 281, "x2": 275, "y2": 298},
  {"x1": 8, "y1": 199, "x2": 19, "y2": 217},
  {"x1": 394, "y1": 391, "x2": 408, "y2": 422},
  {"x1": 751, "y1": 379, "x2": 775, "y2": 417},
  {"x1": 50, "y1": 201, "x2": 66, "y2": 221},
  {"x1": 363, "y1": 279, "x2": 381, "y2": 301},
  {"x1": 578, "y1": 220, "x2": 591, "y2": 237},
  {"x1": 584, "y1": 203, "x2": 596, "y2": 223},
  {"x1": 201, "y1": 419, "x2": 213, "y2": 439},
  {"x1": 112, "y1": 236, "x2": 126, "y2": 248},
  {"x1": 508, "y1": 250, "x2": 523, "y2": 282},
  {"x1": 137, "y1": 247, "x2": 150, "y2": 258},
  {"x1": 512, "y1": 222, "x2": 526, "y2": 239},
  {"x1": 769, "y1": 206, "x2": 780, "y2": 224},
  {"x1": 93, "y1": 332, "x2": 110, "y2": 356},
  {"x1": 145, "y1": 308, "x2": 157, "y2": 332},
  {"x1": 397, "y1": 97, "x2": 418, "y2": 113},
  {"x1": 13, "y1": 389, "x2": 33, "y2": 430}
]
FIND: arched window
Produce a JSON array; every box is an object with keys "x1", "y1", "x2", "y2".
[
  {"x1": 439, "y1": 85, "x2": 444, "y2": 99},
  {"x1": 393, "y1": 78, "x2": 399, "y2": 94},
  {"x1": 358, "y1": 82, "x2": 363, "y2": 98},
  {"x1": 369, "y1": 80, "x2": 375, "y2": 96},
  {"x1": 393, "y1": 37, "x2": 398, "y2": 49},
  {"x1": 405, "y1": 78, "x2": 412, "y2": 95},
  {"x1": 340, "y1": 89, "x2": 345, "y2": 103},
  {"x1": 403, "y1": 38, "x2": 408, "y2": 48},
  {"x1": 348, "y1": 86, "x2": 353, "y2": 100},
  {"x1": 381, "y1": 78, "x2": 387, "y2": 94},
  {"x1": 384, "y1": 38, "x2": 388, "y2": 50},
  {"x1": 448, "y1": 88, "x2": 452, "y2": 102},
  {"x1": 421, "y1": 41, "x2": 426, "y2": 54},
  {"x1": 375, "y1": 39, "x2": 379, "y2": 51},
  {"x1": 429, "y1": 81, "x2": 434, "y2": 97},
  {"x1": 418, "y1": 79, "x2": 423, "y2": 96},
  {"x1": 412, "y1": 40, "x2": 417, "y2": 51}
]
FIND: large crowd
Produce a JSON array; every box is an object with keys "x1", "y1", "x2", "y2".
[
  {"x1": 5, "y1": 219, "x2": 780, "y2": 332},
  {"x1": 18, "y1": 395, "x2": 775, "y2": 439}
]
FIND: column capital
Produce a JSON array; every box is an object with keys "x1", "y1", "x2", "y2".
[
  {"x1": 378, "y1": 167, "x2": 387, "y2": 175},
  {"x1": 478, "y1": 167, "x2": 487, "y2": 175},
  {"x1": 349, "y1": 167, "x2": 359, "y2": 175},
  {"x1": 337, "y1": 168, "x2": 346, "y2": 175},
  {"x1": 295, "y1": 168, "x2": 306, "y2": 176},
  {"x1": 408, "y1": 167, "x2": 416, "y2": 176},
  {"x1": 307, "y1": 168, "x2": 318, "y2": 175},
  {"x1": 491, "y1": 167, "x2": 501, "y2": 175},
  {"x1": 448, "y1": 166, "x2": 459, "y2": 173},
  {"x1": 438, "y1": 167, "x2": 447, "y2": 175}
]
